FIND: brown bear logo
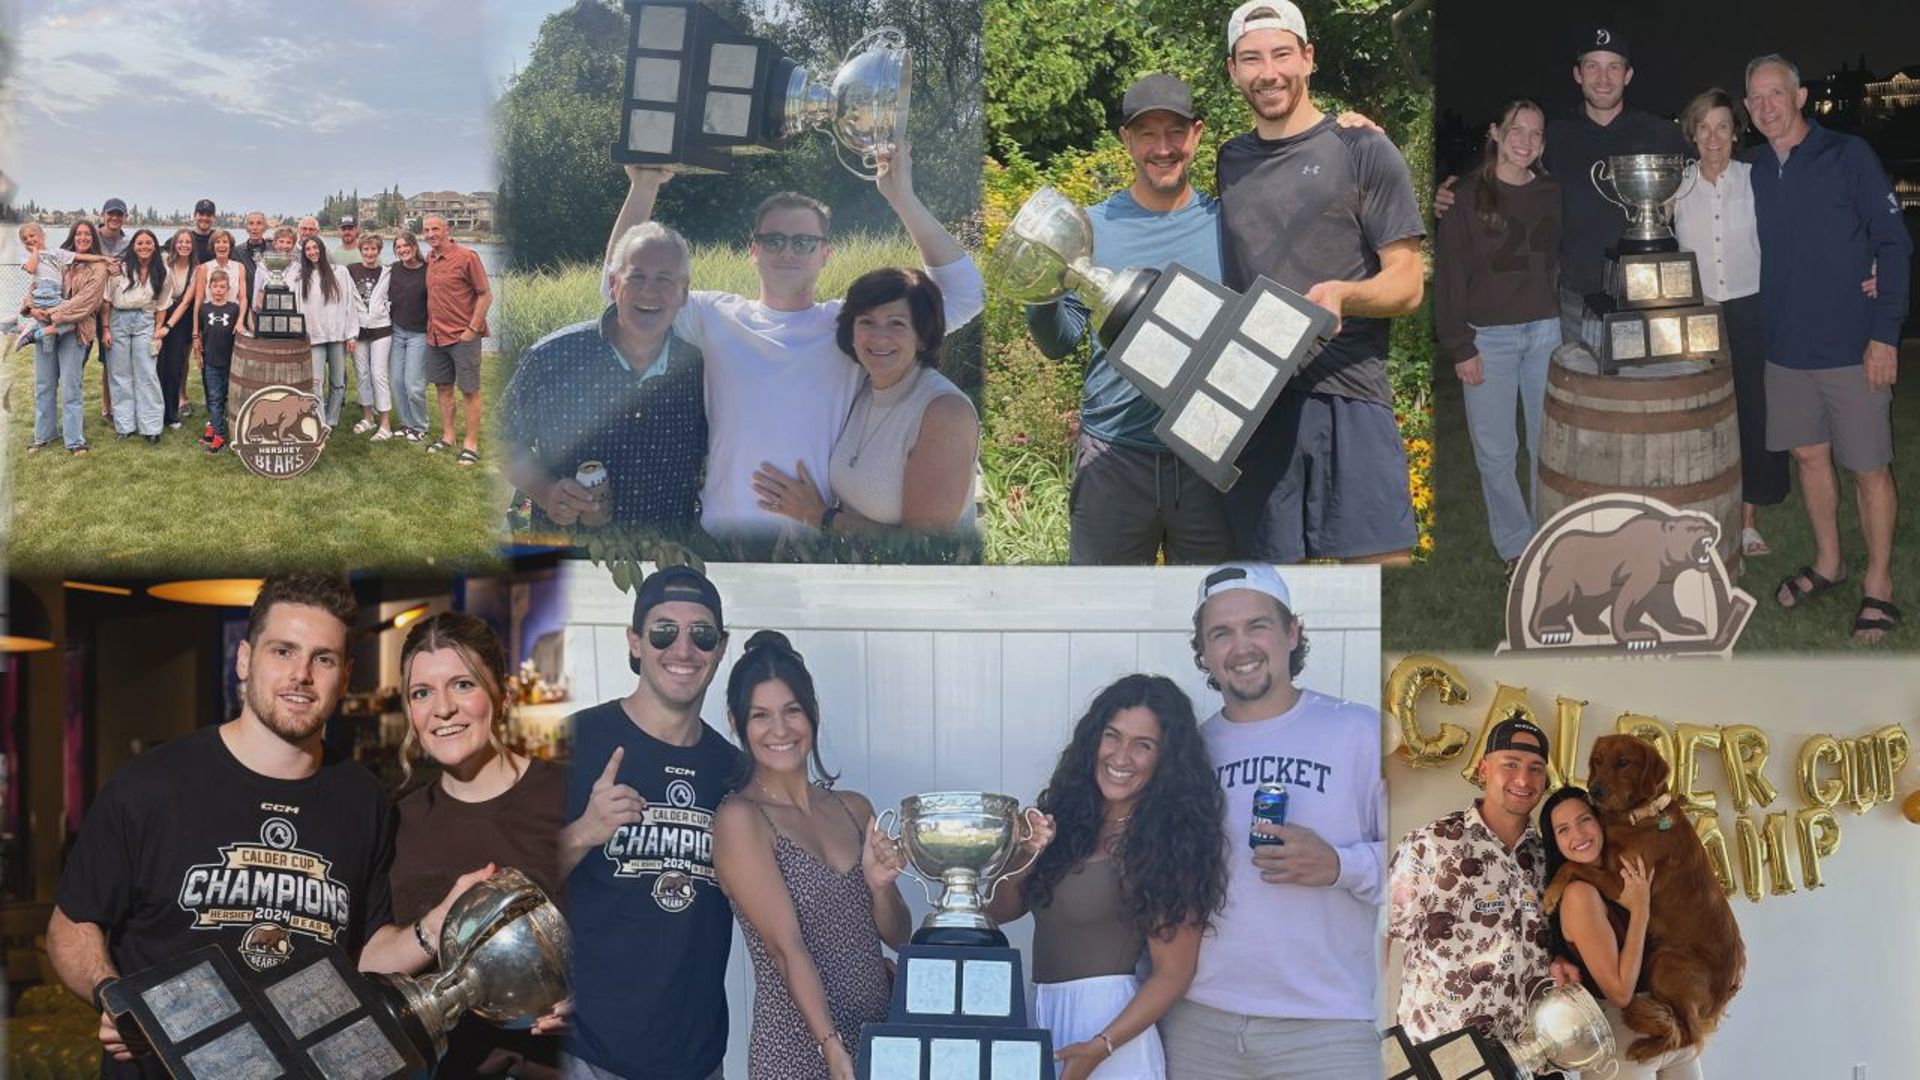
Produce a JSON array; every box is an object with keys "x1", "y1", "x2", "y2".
[
  {"x1": 243, "y1": 392, "x2": 322, "y2": 443},
  {"x1": 239, "y1": 921, "x2": 295, "y2": 971},
  {"x1": 1529, "y1": 508, "x2": 1715, "y2": 650}
]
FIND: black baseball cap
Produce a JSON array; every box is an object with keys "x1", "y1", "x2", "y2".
[
  {"x1": 1121, "y1": 74, "x2": 1196, "y2": 126},
  {"x1": 194, "y1": 198, "x2": 216, "y2": 215},
  {"x1": 632, "y1": 566, "x2": 723, "y2": 631},
  {"x1": 1486, "y1": 716, "x2": 1549, "y2": 760},
  {"x1": 339, "y1": 215, "x2": 357, "y2": 228},
  {"x1": 1575, "y1": 25, "x2": 1630, "y2": 65},
  {"x1": 101, "y1": 198, "x2": 127, "y2": 215}
]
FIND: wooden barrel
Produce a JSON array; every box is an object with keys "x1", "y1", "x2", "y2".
[
  {"x1": 229, "y1": 335, "x2": 313, "y2": 409},
  {"x1": 1536, "y1": 346, "x2": 1744, "y2": 572}
]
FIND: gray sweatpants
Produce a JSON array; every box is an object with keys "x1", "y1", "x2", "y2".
[{"x1": 1159, "y1": 998, "x2": 1379, "y2": 1080}]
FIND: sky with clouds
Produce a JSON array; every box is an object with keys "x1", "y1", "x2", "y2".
[{"x1": 5, "y1": 0, "x2": 501, "y2": 216}]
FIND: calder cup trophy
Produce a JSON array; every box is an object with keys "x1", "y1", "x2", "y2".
[
  {"x1": 989, "y1": 186, "x2": 1159, "y2": 349},
  {"x1": 101, "y1": 868, "x2": 571, "y2": 1079},
  {"x1": 1580, "y1": 153, "x2": 1728, "y2": 372},
  {"x1": 613, "y1": 0, "x2": 909, "y2": 178},
  {"x1": 1391, "y1": 983, "x2": 1618, "y2": 1080},
  {"x1": 858, "y1": 793, "x2": 1053, "y2": 1079},
  {"x1": 255, "y1": 250, "x2": 307, "y2": 340}
]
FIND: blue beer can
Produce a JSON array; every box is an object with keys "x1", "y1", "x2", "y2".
[{"x1": 1250, "y1": 783, "x2": 1288, "y2": 847}]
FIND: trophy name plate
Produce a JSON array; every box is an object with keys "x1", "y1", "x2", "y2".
[
  {"x1": 1580, "y1": 295, "x2": 1730, "y2": 373},
  {"x1": 256, "y1": 288, "x2": 307, "y2": 341},
  {"x1": 858, "y1": 945, "x2": 1052, "y2": 1080},
  {"x1": 1602, "y1": 248, "x2": 1702, "y2": 310}
]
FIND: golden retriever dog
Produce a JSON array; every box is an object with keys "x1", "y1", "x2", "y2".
[{"x1": 1543, "y1": 734, "x2": 1745, "y2": 1060}]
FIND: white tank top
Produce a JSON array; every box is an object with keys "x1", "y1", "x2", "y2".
[{"x1": 827, "y1": 364, "x2": 977, "y2": 529}]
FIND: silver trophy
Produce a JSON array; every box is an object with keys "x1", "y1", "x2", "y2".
[
  {"x1": 1591, "y1": 154, "x2": 1694, "y2": 253},
  {"x1": 782, "y1": 28, "x2": 911, "y2": 179},
  {"x1": 368, "y1": 867, "x2": 573, "y2": 1058},
  {"x1": 988, "y1": 186, "x2": 1159, "y2": 347},
  {"x1": 1500, "y1": 983, "x2": 1618, "y2": 1079},
  {"x1": 257, "y1": 250, "x2": 307, "y2": 339},
  {"x1": 878, "y1": 791, "x2": 1044, "y2": 945}
]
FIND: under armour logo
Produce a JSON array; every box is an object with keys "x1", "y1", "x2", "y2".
[
  {"x1": 208, "y1": 312, "x2": 231, "y2": 327},
  {"x1": 1302, "y1": 164, "x2": 1321, "y2": 176},
  {"x1": 1595, "y1": 29, "x2": 1611, "y2": 45}
]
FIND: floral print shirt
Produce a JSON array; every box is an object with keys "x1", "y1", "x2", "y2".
[{"x1": 1388, "y1": 802, "x2": 1551, "y2": 1043}]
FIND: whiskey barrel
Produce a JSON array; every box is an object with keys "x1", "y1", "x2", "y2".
[
  {"x1": 1536, "y1": 345, "x2": 1744, "y2": 571},
  {"x1": 229, "y1": 334, "x2": 314, "y2": 410}
]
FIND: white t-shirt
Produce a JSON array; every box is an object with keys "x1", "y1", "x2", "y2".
[
  {"x1": 673, "y1": 257, "x2": 984, "y2": 537},
  {"x1": 1190, "y1": 688, "x2": 1386, "y2": 1022}
]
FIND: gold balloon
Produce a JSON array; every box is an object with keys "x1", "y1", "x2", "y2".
[
  {"x1": 1673, "y1": 723, "x2": 1722, "y2": 815},
  {"x1": 1717, "y1": 724, "x2": 1778, "y2": 812},
  {"x1": 1904, "y1": 789, "x2": 1920, "y2": 825},
  {"x1": 1843, "y1": 737, "x2": 1879, "y2": 815},
  {"x1": 1385, "y1": 655, "x2": 1472, "y2": 768},
  {"x1": 1614, "y1": 714, "x2": 1675, "y2": 773},
  {"x1": 1795, "y1": 806, "x2": 1842, "y2": 889},
  {"x1": 1796, "y1": 735, "x2": 1845, "y2": 808},
  {"x1": 1877, "y1": 724, "x2": 1913, "y2": 777},
  {"x1": 1732, "y1": 814, "x2": 1764, "y2": 903},
  {"x1": 1460, "y1": 684, "x2": 1538, "y2": 787},
  {"x1": 1694, "y1": 814, "x2": 1735, "y2": 897},
  {"x1": 1550, "y1": 696, "x2": 1586, "y2": 792},
  {"x1": 1760, "y1": 812, "x2": 1796, "y2": 898}
]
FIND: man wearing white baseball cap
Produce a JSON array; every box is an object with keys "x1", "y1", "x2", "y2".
[
  {"x1": 1216, "y1": 1, "x2": 1427, "y2": 567},
  {"x1": 1164, "y1": 562, "x2": 1386, "y2": 1077}
]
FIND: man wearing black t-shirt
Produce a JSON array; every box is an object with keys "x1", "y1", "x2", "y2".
[
  {"x1": 1216, "y1": 0, "x2": 1427, "y2": 564},
  {"x1": 47, "y1": 574, "x2": 491, "y2": 1077},
  {"x1": 561, "y1": 566, "x2": 741, "y2": 1080}
]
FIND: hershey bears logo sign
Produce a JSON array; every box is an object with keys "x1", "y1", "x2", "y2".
[{"x1": 233, "y1": 385, "x2": 330, "y2": 479}]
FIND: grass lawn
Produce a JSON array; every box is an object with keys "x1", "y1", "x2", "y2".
[
  {"x1": 4, "y1": 344, "x2": 509, "y2": 574},
  {"x1": 1382, "y1": 341, "x2": 1919, "y2": 653}
]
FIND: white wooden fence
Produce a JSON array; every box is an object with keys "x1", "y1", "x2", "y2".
[{"x1": 563, "y1": 563, "x2": 1382, "y2": 1074}]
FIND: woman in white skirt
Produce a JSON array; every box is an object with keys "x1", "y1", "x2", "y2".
[{"x1": 988, "y1": 674, "x2": 1229, "y2": 1079}]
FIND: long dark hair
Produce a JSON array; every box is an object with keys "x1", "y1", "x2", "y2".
[
  {"x1": 62, "y1": 220, "x2": 100, "y2": 255},
  {"x1": 297, "y1": 237, "x2": 342, "y2": 304},
  {"x1": 725, "y1": 630, "x2": 837, "y2": 789},
  {"x1": 1539, "y1": 784, "x2": 1598, "y2": 966},
  {"x1": 1022, "y1": 674, "x2": 1228, "y2": 939},
  {"x1": 1472, "y1": 98, "x2": 1546, "y2": 230},
  {"x1": 121, "y1": 229, "x2": 166, "y2": 293}
]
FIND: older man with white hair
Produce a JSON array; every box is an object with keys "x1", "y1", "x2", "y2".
[
  {"x1": 502, "y1": 221, "x2": 705, "y2": 531},
  {"x1": 1747, "y1": 52, "x2": 1913, "y2": 645}
]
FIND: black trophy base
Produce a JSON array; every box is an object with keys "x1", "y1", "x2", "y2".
[
  {"x1": 910, "y1": 924, "x2": 1007, "y2": 948},
  {"x1": 1601, "y1": 249, "x2": 1702, "y2": 310},
  {"x1": 1611, "y1": 235, "x2": 1679, "y2": 256},
  {"x1": 858, "y1": 1022, "x2": 1053, "y2": 1080},
  {"x1": 1095, "y1": 266, "x2": 1162, "y2": 350},
  {"x1": 1580, "y1": 294, "x2": 1730, "y2": 373}
]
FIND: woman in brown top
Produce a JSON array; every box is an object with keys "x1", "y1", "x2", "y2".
[
  {"x1": 389, "y1": 612, "x2": 569, "y2": 1078},
  {"x1": 29, "y1": 219, "x2": 111, "y2": 454},
  {"x1": 987, "y1": 674, "x2": 1228, "y2": 1080},
  {"x1": 712, "y1": 631, "x2": 910, "y2": 1080},
  {"x1": 1433, "y1": 98, "x2": 1563, "y2": 577},
  {"x1": 1542, "y1": 786, "x2": 1699, "y2": 1079}
]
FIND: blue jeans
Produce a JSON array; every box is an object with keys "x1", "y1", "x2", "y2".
[
  {"x1": 104, "y1": 309, "x2": 152, "y2": 435},
  {"x1": 311, "y1": 340, "x2": 348, "y2": 426},
  {"x1": 34, "y1": 330, "x2": 91, "y2": 449},
  {"x1": 1461, "y1": 317, "x2": 1558, "y2": 560},
  {"x1": 390, "y1": 326, "x2": 429, "y2": 431},
  {"x1": 203, "y1": 364, "x2": 231, "y2": 439}
]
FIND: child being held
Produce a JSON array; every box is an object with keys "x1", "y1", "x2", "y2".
[{"x1": 4, "y1": 223, "x2": 112, "y2": 349}]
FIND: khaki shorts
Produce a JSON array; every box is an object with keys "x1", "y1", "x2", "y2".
[{"x1": 1764, "y1": 361, "x2": 1893, "y2": 472}]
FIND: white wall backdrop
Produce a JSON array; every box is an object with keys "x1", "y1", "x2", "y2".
[
  {"x1": 1384, "y1": 654, "x2": 1920, "y2": 1080},
  {"x1": 565, "y1": 563, "x2": 1382, "y2": 1074}
]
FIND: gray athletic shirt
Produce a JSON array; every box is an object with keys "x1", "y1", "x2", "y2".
[{"x1": 1218, "y1": 115, "x2": 1426, "y2": 406}]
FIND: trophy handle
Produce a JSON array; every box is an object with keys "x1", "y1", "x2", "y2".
[
  {"x1": 981, "y1": 807, "x2": 1048, "y2": 905},
  {"x1": 836, "y1": 139, "x2": 884, "y2": 182},
  {"x1": 1672, "y1": 159, "x2": 1700, "y2": 204},
  {"x1": 875, "y1": 808, "x2": 940, "y2": 908},
  {"x1": 1589, "y1": 159, "x2": 1630, "y2": 218}
]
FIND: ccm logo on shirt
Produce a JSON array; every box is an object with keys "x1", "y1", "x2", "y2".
[{"x1": 260, "y1": 803, "x2": 300, "y2": 814}]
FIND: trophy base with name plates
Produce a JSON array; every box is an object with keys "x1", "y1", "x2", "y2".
[
  {"x1": 1385, "y1": 983, "x2": 1616, "y2": 1080},
  {"x1": 858, "y1": 944, "x2": 1052, "y2": 1080},
  {"x1": 101, "y1": 945, "x2": 433, "y2": 1079},
  {"x1": 1580, "y1": 289, "x2": 1730, "y2": 374},
  {"x1": 1583, "y1": 154, "x2": 1727, "y2": 374},
  {"x1": 256, "y1": 284, "x2": 308, "y2": 341}
]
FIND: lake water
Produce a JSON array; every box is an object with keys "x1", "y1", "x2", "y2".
[{"x1": 1, "y1": 225, "x2": 506, "y2": 347}]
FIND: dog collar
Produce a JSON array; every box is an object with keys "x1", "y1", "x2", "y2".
[{"x1": 1628, "y1": 793, "x2": 1674, "y2": 829}]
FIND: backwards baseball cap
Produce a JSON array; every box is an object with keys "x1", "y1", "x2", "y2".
[
  {"x1": 1121, "y1": 74, "x2": 1196, "y2": 125},
  {"x1": 1576, "y1": 25, "x2": 1630, "y2": 65},
  {"x1": 194, "y1": 198, "x2": 216, "y2": 215},
  {"x1": 1227, "y1": 0, "x2": 1309, "y2": 52},
  {"x1": 1195, "y1": 562, "x2": 1294, "y2": 618},
  {"x1": 1486, "y1": 716, "x2": 1549, "y2": 760},
  {"x1": 632, "y1": 565, "x2": 724, "y2": 630},
  {"x1": 101, "y1": 197, "x2": 127, "y2": 215}
]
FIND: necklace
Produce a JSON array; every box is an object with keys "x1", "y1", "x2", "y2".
[{"x1": 846, "y1": 366, "x2": 922, "y2": 468}]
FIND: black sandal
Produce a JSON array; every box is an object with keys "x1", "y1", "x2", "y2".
[
  {"x1": 1777, "y1": 565, "x2": 1844, "y2": 608},
  {"x1": 1853, "y1": 598, "x2": 1902, "y2": 643}
]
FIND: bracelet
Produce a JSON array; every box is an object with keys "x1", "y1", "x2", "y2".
[
  {"x1": 1097, "y1": 1032, "x2": 1115, "y2": 1057},
  {"x1": 820, "y1": 505, "x2": 841, "y2": 532},
  {"x1": 816, "y1": 1030, "x2": 844, "y2": 1058},
  {"x1": 412, "y1": 919, "x2": 437, "y2": 959}
]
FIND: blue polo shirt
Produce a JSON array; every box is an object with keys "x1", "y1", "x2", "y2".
[
  {"x1": 1749, "y1": 121, "x2": 1912, "y2": 369},
  {"x1": 1024, "y1": 188, "x2": 1223, "y2": 450}
]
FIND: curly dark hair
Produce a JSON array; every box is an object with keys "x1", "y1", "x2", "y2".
[{"x1": 1022, "y1": 674, "x2": 1228, "y2": 939}]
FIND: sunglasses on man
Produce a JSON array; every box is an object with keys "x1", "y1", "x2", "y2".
[
  {"x1": 647, "y1": 621, "x2": 722, "y2": 652},
  {"x1": 751, "y1": 231, "x2": 827, "y2": 254}
]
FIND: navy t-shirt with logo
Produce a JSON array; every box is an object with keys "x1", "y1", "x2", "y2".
[
  {"x1": 56, "y1": 725, "x2": 393, "y2": 1077},
  {"x1": 566, "y1": 700, "x2": 741, "y2": 1079}
]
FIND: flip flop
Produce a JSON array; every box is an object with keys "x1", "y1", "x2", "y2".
[
  {"x1": 1853, "y1": 598, "x2": 1901, "y2": 644},
  {"x1": 426, "y1": 440, "x2": 453, "y2": 454},
  {"x1": 1777, "y1": 565, "x2": 1844, "y2": 609},
  {"x1": 1741, "y1": 527, "x2": 1771, "y2": 557}
]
